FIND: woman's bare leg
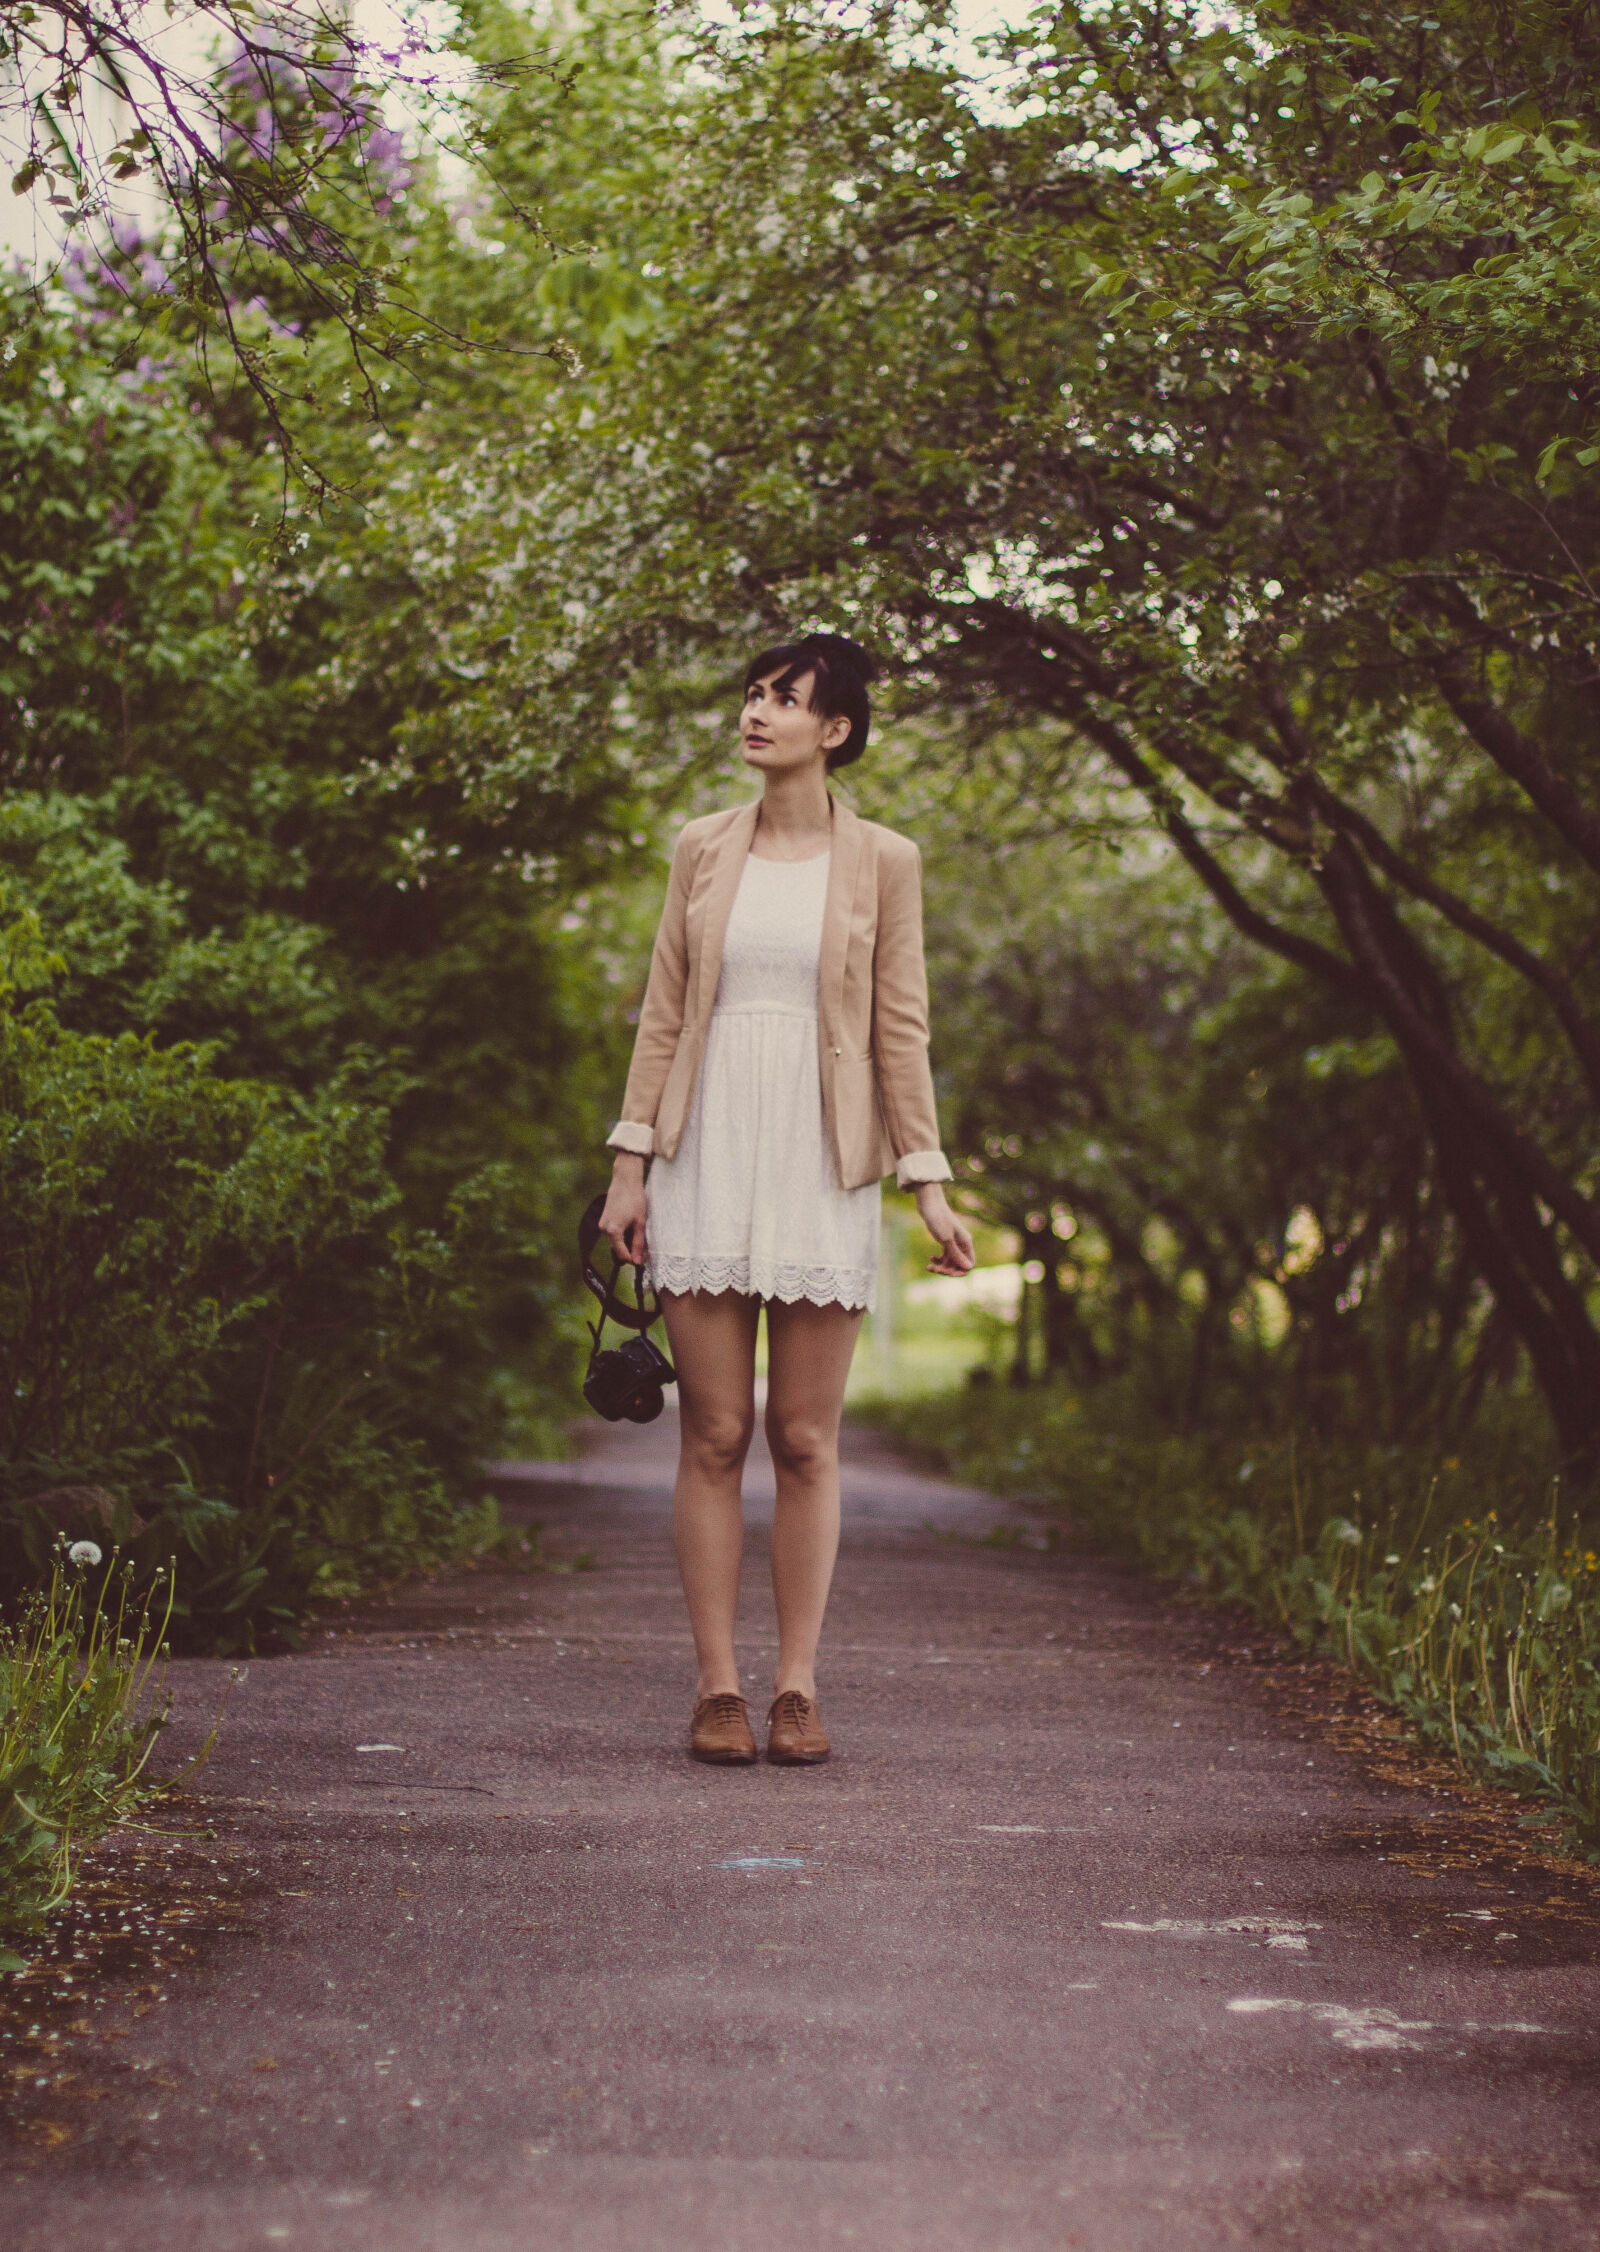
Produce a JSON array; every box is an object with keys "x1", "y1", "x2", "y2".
[
  {"x1": 661, "y1": 1289, "x2": 761, "y2": 1699},
  {"x1": 763, "y1": 1297, "x2": 864, "y2": 1700}
]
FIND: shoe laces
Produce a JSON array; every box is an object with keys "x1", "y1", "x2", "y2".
[
  {"x1": 701, "y1": 1692, "x2": 748, "y2": 1722},
  {"x1": 770, "y1": 1690, "x2": 812, "y2": 1723}
]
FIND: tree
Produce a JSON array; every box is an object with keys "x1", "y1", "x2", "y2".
[
  {"x1": 3, "y1": 0, "x2": 575, "y2": 480},
  {"x1": 429, "y1": 0, "x2": 1600, "y2": 1458},
  {"x1": 914, "y1": 810, "x2": 1493, "y2": 1436},
  {"x1": 0, "y1": 254, "x2": 638, "y2": 1634}
]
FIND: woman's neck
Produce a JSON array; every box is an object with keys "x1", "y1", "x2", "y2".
[{"x1": 754, "y1": 764, "x2": 832, "y2": 859}]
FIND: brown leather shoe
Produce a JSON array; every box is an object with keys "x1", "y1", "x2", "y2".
[
  {"x1": 690, "y1": 1692, "x2": 758, "y2": 1764},
  {"x1": 766, "y1": 1690, "x2": 830, "y2": 1765}
]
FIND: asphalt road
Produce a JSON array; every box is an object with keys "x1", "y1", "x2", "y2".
[{"x1": 4, "y1": 1409, "x2": 1598, "y2": 2250}]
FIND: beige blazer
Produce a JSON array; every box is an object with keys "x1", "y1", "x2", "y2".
[{"x1": 607, "y1": 798, "x2": 952, "y2": 1193}]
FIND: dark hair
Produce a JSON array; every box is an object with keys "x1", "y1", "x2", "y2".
[{"x1": 743, "y1": 632, "x2": 880, "y2": 771}]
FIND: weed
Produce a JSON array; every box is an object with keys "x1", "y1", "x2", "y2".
[{"x1": 0, "y1": 1547, "x2": 226, "y2": 1961}]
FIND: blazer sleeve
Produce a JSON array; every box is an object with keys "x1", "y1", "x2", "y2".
[
  {"x1": 871, "y1": 839, "x2": 953, "y2": 1189},
  {"x1": 605, "y1": 830, "x2": 695, "y2": 1157}
]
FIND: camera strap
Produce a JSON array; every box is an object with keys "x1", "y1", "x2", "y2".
[{"x1": 578, "y1": 1194, "x2": 669, "y2": 1372}]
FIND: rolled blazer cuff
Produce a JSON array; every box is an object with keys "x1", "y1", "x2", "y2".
[
  {"x1": 606, "y1": 1120, "x2": 655, "y2": 1158},
  {"x1": 896, "y1": 1148, "x2": 953, "y2": 1189}
]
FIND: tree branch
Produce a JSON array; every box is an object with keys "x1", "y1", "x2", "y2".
[
  {"x1": 1067, "y1": 707, "x2": 1372, "y2": 1000},
  {"x1": 1254, "y1": 673, "x2": 1600, "y2": 1103},
  {"x1": 1316, "y1": 835, "x2": 1600, "y2": 1267},
  {"x1": 1431, "y1": 660, "x2": 1600, "y2": 880}
]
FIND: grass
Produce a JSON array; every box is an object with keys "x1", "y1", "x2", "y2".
[
  {"x1": 0, "y1": 1547, "x2": 212, "y2": 1966},
  {"x1": 862, "y1": 1384, "x2": 1600, "y2": 1858}
]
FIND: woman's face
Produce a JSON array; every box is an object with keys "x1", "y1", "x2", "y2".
[{"x1": 739, "y1": 669, "x2": 850, "y2": 777}]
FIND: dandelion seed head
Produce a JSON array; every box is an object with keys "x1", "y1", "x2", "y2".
[{"x1": 67, "y1": 1540, "x2": 103, "y2": 1568}]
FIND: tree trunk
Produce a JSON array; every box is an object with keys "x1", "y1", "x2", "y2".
[
  {"x1": 1315, "y1": 838, "x2": 1600, "y2": 1463},
  {"x1": 1039, "y1": 1255, "x2": 1104, "y2": 1387},
  {"x1": 1010, "y1": 1271, "x2": 1032, "y2": 1388}
]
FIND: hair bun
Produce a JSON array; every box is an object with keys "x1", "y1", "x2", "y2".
[{"x1": 801, "y1": 631, "x2": 880, "y2": 687}]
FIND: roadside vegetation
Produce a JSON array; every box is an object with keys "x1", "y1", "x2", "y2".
[
  {"x1": 865, "y1": 1384, "x2": 1599, "y2": 1856},
  {"x1": 0, "y1": 1547, "x2": 196, "y2": 1958},
  {"x1": 0, "y1": 139, "x2": 644, "y2": 1648}
]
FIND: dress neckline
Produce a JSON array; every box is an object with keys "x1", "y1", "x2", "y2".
[{"x1": 746, "y1": 847, "x2": 831, "y2": 868}]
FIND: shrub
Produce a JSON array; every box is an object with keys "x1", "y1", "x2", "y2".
[{"x1": 0, "y1": 915, "x2": 475, "y2": 1644}]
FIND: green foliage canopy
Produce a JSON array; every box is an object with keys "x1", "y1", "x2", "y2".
[
  {"x1": 423, "y1": 0, "x2": 1600, "y2": 1458},
  {"x1": 0, "y1": 235, "x2": 637, "y2": 1635}
]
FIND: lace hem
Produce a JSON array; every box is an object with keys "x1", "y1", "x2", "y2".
[{"x1": 646, "y1": 1252, "x2": 876, "y2": 1312}]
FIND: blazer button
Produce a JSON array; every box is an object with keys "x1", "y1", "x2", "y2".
[{"x1": 833, "y1": 1045, "x2": 841, "y2": 1056}]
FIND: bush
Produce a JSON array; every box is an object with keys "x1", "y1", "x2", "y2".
[
  {"x1": 0, "y1": 915, "x2": 480, "y2": 1645},
  {"x1": 0, "y1": 286, "x2": 637, "y2": 1646},
  {"x1": 0, "y1": 976, "x2": 387, "y2": 1463}
]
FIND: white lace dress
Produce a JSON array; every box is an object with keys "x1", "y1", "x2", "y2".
[{"x1": 645, "y1": 851, "x2": 880, "y2": 1311}]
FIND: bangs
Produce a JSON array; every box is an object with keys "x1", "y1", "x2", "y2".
[{"x1": 744, "y1": 644, "x2": 819, "y2": 701}]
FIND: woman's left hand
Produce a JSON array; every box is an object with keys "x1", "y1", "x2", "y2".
[{"x1": 914, "y1": 1183, "x2": 977, "y2": 1277}]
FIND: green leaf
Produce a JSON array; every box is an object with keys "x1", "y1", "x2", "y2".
[
  {"x1": 1535, "y1": 437, "x2": 1566, "y2": 483},
  {"x1": 1480, "y1": 130, "x2": 1527, "y2": 165}
]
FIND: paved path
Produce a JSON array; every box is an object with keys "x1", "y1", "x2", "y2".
[{"x1": 5, "y1": 1412, "x2": 1599, "y2": 2250}]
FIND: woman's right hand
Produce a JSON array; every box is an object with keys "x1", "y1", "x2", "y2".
[{"x1": 599, "y1": 1153, "x2": 649, "y2": 1267}]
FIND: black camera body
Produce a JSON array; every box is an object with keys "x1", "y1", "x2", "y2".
[
  {"x1": 577, "y1": 1193, "x2": 677, "y2": 1424},
  {"x1": 583, "y1": 1332, "x2": 676, "y2": 1424}
]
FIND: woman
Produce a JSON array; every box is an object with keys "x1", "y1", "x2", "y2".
[{"x1": 598, "y1": 632, "x2": 975, "y2": 1767}]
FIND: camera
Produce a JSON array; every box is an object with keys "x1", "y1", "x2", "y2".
[
  {"x1": 583, "y1": 1333, "x2": 676, "y2": 1424},
  {"x1": 577, "y1": 1193, "x2": 677, "y2": 1423}
]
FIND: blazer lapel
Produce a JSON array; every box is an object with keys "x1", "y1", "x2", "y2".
[
  {"x1": 818, "y1": 798, "x2": 864, "y2": 1030},
  {"x1": 692, "y1": 799, "x2": 760, "y2": 1023}
]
